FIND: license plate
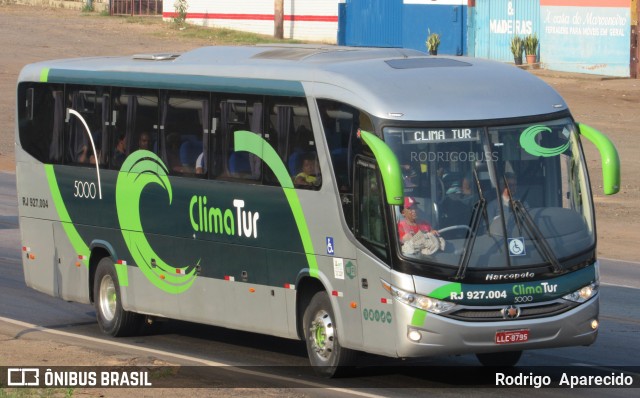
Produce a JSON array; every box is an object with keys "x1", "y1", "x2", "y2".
[{"x1": 495, "y1": 329, "x2": 529, "y2": 344}]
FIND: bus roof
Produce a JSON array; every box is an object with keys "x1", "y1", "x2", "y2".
[{"x1": 19, "y1": 45, "x2": 568, "y2": 122}]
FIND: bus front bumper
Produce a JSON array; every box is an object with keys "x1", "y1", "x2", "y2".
[{"x1": 394, "y1": 296, "x2": 599, "y2": 358}]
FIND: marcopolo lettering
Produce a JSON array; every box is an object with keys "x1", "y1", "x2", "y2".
[
  {"x1": 485, "y1": 272, "x2": 535, "y2": 281},
  {"x1": 189, "y1": 195, "x2": 260, "y2": 238}
]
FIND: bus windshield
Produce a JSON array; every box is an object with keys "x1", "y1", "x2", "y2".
[{"x1": 383, "y1": 117, "x2": 595, "y2": 272}]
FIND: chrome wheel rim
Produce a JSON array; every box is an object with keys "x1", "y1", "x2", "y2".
[
  {"x1": 98, "y1": 274, "x2": 117, "y2": 321},
  {"x1": 309, "y1": 309, "x2": 335, "y2": 361}
]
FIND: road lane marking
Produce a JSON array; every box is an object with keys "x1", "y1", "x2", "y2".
[
  {"x1": 601, "y1": 282, "x2": 640, "y2": 290},
  {"x1": 0, "y1": 316, "x2": 388, "y2": 397},
  {"x1": 600, "y1": 257, "x2": 640, "y2": 266}
]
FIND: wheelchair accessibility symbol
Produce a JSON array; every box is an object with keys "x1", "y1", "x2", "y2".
[
  {"x1": 326, "y1": 237, "x2": 334, "y2": 255},
  {"x1": 508, "y1": 237, "x2": 526, "y2": 256}
]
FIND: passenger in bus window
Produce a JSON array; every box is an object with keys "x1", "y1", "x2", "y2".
[
  {"x1": 78, "y1": 130, "x2": 102, "y2": 165},
  {"x1": 487, "y1": 172, "x2": 528, "y2": 220},
  {"x1": 398, "y1": 197, "x2": 435, "y2": 243},
  {"x1": 398, "y1": 197, "x2": 444, "y2": 256},
  {"x1": 401, "y1": 164, "x2": 418, "y2": 192},
  {"x1": 138, "y1": 131, "x2": 151, "y2": 151},
  {"x1": 293, "y1": 154, "x2": 320, "y2": 187},
  {"x1": 78, "y1": 145, "x2": 94, "y2": 164},
  {"x1": 195, "y1": 152, "x2": 204, "y2": 174},
  {"x1": 112, "y1": 133, "x2": 126, "y2": 168},
  {"x1": 448, "y1": 175, "x2": 477, "y2": 206}
]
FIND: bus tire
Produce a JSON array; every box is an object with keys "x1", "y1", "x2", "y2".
[
  {"x1": 303, "y1": 291, "x2": 357, "y2": 377},
  {"x1": 476, "y1": 350, "x2": 522, "y2": 367},
  {"x1": 93, "y1": 258, "x2": 141, "y2": 337}
]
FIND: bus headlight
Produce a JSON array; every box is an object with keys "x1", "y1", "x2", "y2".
[
  {"x1": 381, "y1": 279, "x2": 456, "y2": 314},
  {"x1": 562, "y1": 283, "x2": 598, "y2": 303}
]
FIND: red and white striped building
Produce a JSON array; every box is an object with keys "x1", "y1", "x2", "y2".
[{"x1": 163, "y1": 0, "x2": 341, "y2": 42}]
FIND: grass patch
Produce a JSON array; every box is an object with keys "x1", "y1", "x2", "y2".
[
  {"x1": 171, "y1": 24, "x2": 304, "y2": 45},
  {"x1": 0, "y1": 388, "x2": 74, "y2": 397},
  {"x1": 85, "y1": 12, "x2": 306, "y2": 46}
]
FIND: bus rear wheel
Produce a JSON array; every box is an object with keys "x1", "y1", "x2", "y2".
[
  {"x1": 94, "y1": 258, "x2": 142, "y2": 337},
  {"x1": 303, "y1": 291, "x2": 357, "y2": 377},
  {"x1": 476, "y1": 350, "x2": 522, "y2": 367}
]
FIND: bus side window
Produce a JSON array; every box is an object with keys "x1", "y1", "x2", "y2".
[
  {"x1": 219, "y1": 98, "x2": 263, "y2": 181},
  {"x1": 317, "y1": 99, "x2": 372, "y2": 193},
  {"x1": 17, "y1": 83, "x2": 65, "y2": 164},
  {"x1": 161, "y1": 91, "x2": 208, "y2": 176},
  {"x1": 111, "y1": 89, "x2": 160, "y2": 170},
  {"x1": 64, "y1": 86, "x2": 107, "y2": 167},
  {"x1": 355, "y1": 159, "x2": 388, "y2": 261},
  {"x1": 264, "y1": 98, "x2": 319, "y2": 189}
]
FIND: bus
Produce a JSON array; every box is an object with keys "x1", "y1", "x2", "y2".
[{"x1": 16, "y1": 45, "x2": 620, "y2": 377}]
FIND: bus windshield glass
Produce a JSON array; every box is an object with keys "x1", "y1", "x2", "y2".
[{"x1": 383, "y1": 117, "x2": 595, "y2": 271}]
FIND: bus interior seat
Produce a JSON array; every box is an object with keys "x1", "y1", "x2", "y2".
[
  {"x1": 229, "y1": 151, "x2": 259, "y2": 179},
  {"x1": 179, "y1": 135, "x2": 202, "y2": 168},
  {"x1": 288, "y1": 149, "x2": 306, "y2": 175}
]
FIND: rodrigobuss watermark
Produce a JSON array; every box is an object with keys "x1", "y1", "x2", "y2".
[
  {"x1": 6, "y1": 368, "x2": 152, "y2": 387},
  {"x1": 410, "y1": 151, "x2": 499, "y2": 163}
]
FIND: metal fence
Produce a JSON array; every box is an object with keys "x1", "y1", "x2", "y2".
[{"x1": 111, "y1": 0, "x2": 163, "y2": 16}]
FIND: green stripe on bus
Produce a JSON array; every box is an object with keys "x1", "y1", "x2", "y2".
[
  {"x1": 39, "y1": 68, "x2": 50, "y2": 82},
  {"x1": 46, "y1": 69, "x2": 305, "y2": 97},
  {"x1": 44, "y1": 165, "x2": 90, "y2": 267},
  {"x1": 358, "y1": 130, "x2": 403, "y2": 205},
  {"x1": 234, "y1": 130, "x2": 319, "y2": 278},
  {"x1": 411, "y1": 309, "x2": 427, "y2": 327},
  {"x1": 578, "y1": 123, "x2": 621, "y2": 195},
  {"x1": 429, "y1": 282, "x2": 461, "y2": 300},
  {"x1": 115, "y1": 262, "x2": 129, "y2": 287}
]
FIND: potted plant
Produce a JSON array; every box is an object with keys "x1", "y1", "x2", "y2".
[
  {"x1": 510, "y1": 36, "x2": 524, "y2": 65},
  {"x1": 524, "y1": 33, "x2": 539, "y2": 64},
  {"x1": 426, "y1": 29, "x2": 441, "y2": 56}
]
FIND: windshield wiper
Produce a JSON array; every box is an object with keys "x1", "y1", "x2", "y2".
[
  {"x1": 503, "y1": 177, "x2": 563, "y2": 273},
  {"x1": 455, "y1": 168, "x2": 489, "y2": 280}
]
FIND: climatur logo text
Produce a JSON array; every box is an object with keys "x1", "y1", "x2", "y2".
[
  {"x1": 520, "y1": 125, "x2": 570, "y2": 157},
  {"x1": 189, "y1": 195, "x2": 260, "y2": 238}
]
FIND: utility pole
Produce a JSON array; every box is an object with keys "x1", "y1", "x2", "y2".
[{"x1": 274, "y1": 0, "x2": 284, "y2": 39}]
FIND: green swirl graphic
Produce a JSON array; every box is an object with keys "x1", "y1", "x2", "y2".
[
  {"x1": 520, "y1": 125, "x2": 570, "y2": 157},
  {"x1": 116, "y1": 150, "x2": 198, "y2": 294}
]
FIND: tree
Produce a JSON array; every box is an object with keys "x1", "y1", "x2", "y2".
[{"x1": 274, "y1": 0, "x2": 284, "y2": 39}]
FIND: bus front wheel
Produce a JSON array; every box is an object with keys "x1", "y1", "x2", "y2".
[
  {"x1": 476, "y1": 350, "x2": 522, "y2": 367},
  {"x1": 303, "y1": 291, "x2": 357, "y2": 377},
  {"x1": 93, "y1": 258, "x2": 141, "y2": 337}
]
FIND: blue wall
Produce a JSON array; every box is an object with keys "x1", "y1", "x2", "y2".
[
  {"x1": 339, "y1": 0, "x2": 469, "y2": 56},
  {"x1": 473, "y1": 0, "x2": 540, "y2": 62},
  {"x1": 403, "y1": 2, "x2": 467, "y2": 55}
]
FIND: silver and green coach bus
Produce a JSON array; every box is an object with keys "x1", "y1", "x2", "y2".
[{"x1": 16, "y1": 45, "x2": 620, "y2": 376}]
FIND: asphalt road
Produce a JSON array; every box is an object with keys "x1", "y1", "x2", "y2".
[{"x1": 0, "y1": 171, "x2": 638, "y2": 396}]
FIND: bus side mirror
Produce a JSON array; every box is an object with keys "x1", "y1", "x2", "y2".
[
  {"x1": 358, "y1": 129, "x2": 403, "y2": 205},
  {"x1": 578, "y1": 123, "x2": 620, "y2": 195}
]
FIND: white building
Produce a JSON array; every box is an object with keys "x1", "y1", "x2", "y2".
[{"x1": 163, "y1": 0, "x2": 341, "y2": 42}]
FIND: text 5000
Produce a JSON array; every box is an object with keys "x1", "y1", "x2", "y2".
[
  {"x1": 450, "y1": 290, "x2": 507, "y2": 300},
  {"x1": 74, "y1": 180, "x2": 97, "y2": 199}
]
